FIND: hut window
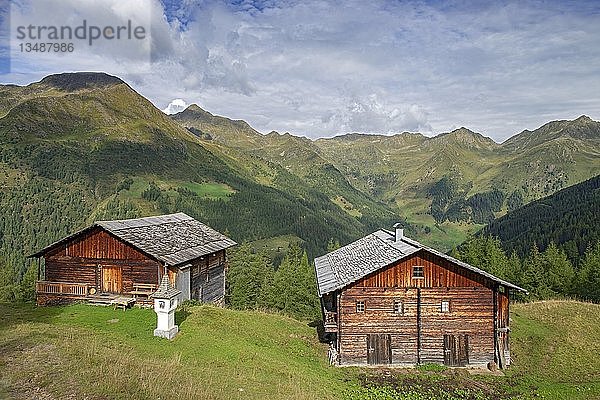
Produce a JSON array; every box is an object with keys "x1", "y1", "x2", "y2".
[
  {"x1": 441, "y1": 300, "x2": 450, "y2": 313},
  {"x1": 356, "y1": 300, "x2": 365, "y2": 313},
  {"x1": 413, "y1": 266, "x2": 424, "y2": 279},
  {"x1": 393, "y1": 300, "x2": 404, "y2": 315}
]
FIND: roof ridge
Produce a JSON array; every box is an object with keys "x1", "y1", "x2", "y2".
[{"x1": 97, "y1": 212, "x2": 192, "y2": 231}]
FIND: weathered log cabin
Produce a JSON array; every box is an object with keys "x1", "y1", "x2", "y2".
[
  {"x1": 31, "y1": 213, "x2": 236, "y2": 306},
  {"x1": 314, "y1": 224, "x2": 526, "y2": 368}
]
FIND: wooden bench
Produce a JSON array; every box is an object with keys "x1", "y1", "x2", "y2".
[
  {"x1": 111, "y1": 296, "x2": 136, "y2": 311},
  {"x1": 130, "y1": 283, "x2": 158, "y2": 300}
]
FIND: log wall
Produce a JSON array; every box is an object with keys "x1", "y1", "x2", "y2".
[
  {"x1": 190, "y1": 250, "x2": 226, "y2": 304},
  {"x1": 43, "y1": 227, "x2": 161, "y2": 294},
  {"x1": 336, "y1": 251, "x2": 498, "y2": 366}
]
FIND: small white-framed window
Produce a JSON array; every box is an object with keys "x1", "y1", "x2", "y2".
[
  {"x1": 441, "y1": 300, "x2": 450, "y2": 313},
  {"x1": 413, "y1": 266, "x2": 424, "y2": 279},
  {"x1": 356, "y1": 300, "x2": 365, "y2": 313},
  {"x1": 393, "y1": 300, "x2": 404, "y2": 315}
]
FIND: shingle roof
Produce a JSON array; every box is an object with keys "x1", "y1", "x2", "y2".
[
  {"x1": 314, "y1": 229, "x2": 526, "y2": 296},
  {"x1": 31, "y1": 213, "x2": 236, "y2": 266}
]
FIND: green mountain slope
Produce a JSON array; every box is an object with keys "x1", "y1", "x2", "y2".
[
  {"x1": 171, "y1": 105, "x2": 600, "y2": 250},
  {"x1": 171, "y1": 105, "x2": 399, "y2": 229},
  {"x1": 0, "y1": 73, "x2": 395, "y2": 275},
  {"x1": 314, "y1": 120, "x2": 599, "y2": 250},
  {"x1": 480, "y1": 174, "x2": 600, "y2": 261}
]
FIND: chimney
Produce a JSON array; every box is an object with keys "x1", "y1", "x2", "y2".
[{"x1": 393, "y1": 222, "x2": 403, "y2": 242}]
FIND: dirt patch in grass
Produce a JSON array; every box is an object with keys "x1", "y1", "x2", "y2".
[{"x1": 356, "y1": 369, "x2": 516, "y2": 400}]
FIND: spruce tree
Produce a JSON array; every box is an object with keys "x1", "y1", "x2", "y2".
[
  {"x1": 522, "y1": 244, "x2": 551, "y2": 299},
  {"x1": 575, "y1": 242, "x2": 600, "y2": 302},
  {"x1": 542, "y1": 242, "x2": 574, "y2": 295},
  {"x1": 226, "y1": 243, "x2": 274, "y2": 310}
]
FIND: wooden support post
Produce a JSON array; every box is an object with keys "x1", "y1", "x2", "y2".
[
  {"x1": 493, "y1": 286, "x2": 501, "y2": 368},
  {"x1": 417, "y1": 287, "x2": 422, "y2": 365}
]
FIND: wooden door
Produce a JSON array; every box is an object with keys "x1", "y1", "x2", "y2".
[
  {"x1": 367, "y1": 334, "x2": 392, "y2": 365},
  {"x1": 443, "y1": 334, "x2": 469, "y2": 366},
  {"x1": 102, "y1": 266, "x2": 122, "y2": 293}
]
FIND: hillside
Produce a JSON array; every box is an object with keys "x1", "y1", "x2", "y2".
[
  {"x1": 1, "y1": 70, "x2": 599, "y2": 276},
  {"x1": 480, "y1": 174, "x2": 600, "y2": 261},
  {"x1": 1, "y1": 301, "x2": 599, "y2": 400},
  {"x1": 172, "y1": 105, "x2": 398, "y2": 230},
  {"x1": 171, "y1": 105, "x2": 600, "y2": 250},
  {"x1": 315, "y1": 119, "x2": 600, "y2": 232},
  {"x1": 0, "y1": 72, "x2": 399, "y2": 276}
]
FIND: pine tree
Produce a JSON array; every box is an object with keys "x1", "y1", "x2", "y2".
[
  {"x1": 327, "y1": 238, "x2": 341, "y2": 252},
  {"x1": 226, "y1": 243, "x2": 274, "y2": 310},
  {"x1": 0, "y1": 256, "x2": 17, "y2": 301},
  {"x1": 575, "y1": 241, "x2": 600, "y2": 302},
  {"x1": 18, "y1": 262, "x2": 37, "y2": 302},
  {"x1": 522, "y1": 243, "x2": 551, "y2": 299},
  {"x1": 542, "y1": 242, "x2": 574, "y2": 295},
  {"x1": 506, "y1": 251, "x2": 523, "y2": 286},
  {"x1": 453, "y1": 236, "x2": 510, "y2": 280},
  {"x1": 272, "y1": 244, "x2": 320, "y2": 320}
]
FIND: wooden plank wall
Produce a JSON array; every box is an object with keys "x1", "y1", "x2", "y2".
[
  {"x1": 191, "y1": 250, "x2": 225, "y2": 303},
  {"x1": 339, "y1": 287, "x2": 418, "y2": 365},
  {"x1": 355, "y1": 251, "x2": 489, "y2": 289},
  {"x1": 419, "y1": 287, "x2": 493, "y2": 365},
  {"x1": 337, "y1": 251, "x2": 497, "y2": 366},
  {"x1": 338, "y1": 287, "x2": 494, "y2": 365},
  {"x1": 49, "y1": 228, "x2": 149, "y2": 260},
  {"x1": 497, "y1": 290, "x2": 510, "y2": 328},
  {"x1": 44, "y1": 228, "x2": 160, "y2": 293}
]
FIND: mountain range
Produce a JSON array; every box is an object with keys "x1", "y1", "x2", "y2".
[
  {"x1": 0, "y1": 72, "x2": 599, "y2": 274},
  {"x1": 172, "y1": 99, "x2": 600, "y2": 249}
]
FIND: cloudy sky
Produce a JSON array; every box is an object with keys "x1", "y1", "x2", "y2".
[{"x1": 3, "y1": 0, "x2": 600, "y2": 141}]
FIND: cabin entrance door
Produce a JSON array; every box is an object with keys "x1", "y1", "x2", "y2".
[
  {"x1": 101, "y1": 265, "x2": 122, "y2": 293},
  {"x1": 367, "y1": 334, "x2": 392, "y2": 365},
  {"x1": 443, "y1": 334, "x2": 469, "y2": 366}
]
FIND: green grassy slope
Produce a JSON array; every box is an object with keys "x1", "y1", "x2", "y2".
[
  {"x1": 173, "y1": 105, "x2": 600, "y2": 250},
  {"x1": 509, "y1": 301, "x2": 600, "y2": 399},
  {"x1": 0, "y1": 303, "x2": 347, "y2": 400},
  {"x1": 1, "y1": 301, "x2": 599, "y2": 400},
  {"x1": 172, "y1": 105, "x2": 399, "y2": 231},
  {"x1": 0, "y1": 73, "x2": 398, "y2": 273}
]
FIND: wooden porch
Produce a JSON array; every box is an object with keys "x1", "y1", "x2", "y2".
[
  {"x1": 324, "y1": 311, "x2": 338, "y2": 332},
  {"x1": 36, "y1": 280, "x2": 156, "y2": 307}
]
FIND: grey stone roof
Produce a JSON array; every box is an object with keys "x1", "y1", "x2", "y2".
[
  {"x1": 314, "y1": 229, "x2": 526, "y2": 296},
  {"x1": 151, "y1": 274, "x2": 181, "y2": 299},
  {"x1": 32, "y1": 213, "x2": 236, "y2": 266}
]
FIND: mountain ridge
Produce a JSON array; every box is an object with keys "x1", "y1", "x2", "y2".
[
  {"x1": 1, "y1": 71, "x2": 599, "y2": 257},
  {"x1": 171, "y1": 101, "x2": 600, "y2": 250}
]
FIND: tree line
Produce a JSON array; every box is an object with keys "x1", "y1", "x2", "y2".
[
  {"x1": 226, "y1": 242, "x2": 321, "y2": 321},
  {"x1": 452, "y1": 236, "x2": 600, "y2": 303}
]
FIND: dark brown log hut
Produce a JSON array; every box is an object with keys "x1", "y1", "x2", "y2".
[
  {"x1": 314, "y1": 224, "x2": 526, "y2": 368},
  {"x1": 31, "y1": 213, "x2": 236, "y2": 306}
]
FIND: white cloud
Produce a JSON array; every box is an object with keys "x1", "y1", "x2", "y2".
[
  {"x1": 321, "y1": 94, "x2": 432, "y2": 135},
  {"x1": 162, "y1": 98, "x2": 188, "y2": 114},
  {"x1": 3, "y1": 1, "x2": 600, "y2": 141}
]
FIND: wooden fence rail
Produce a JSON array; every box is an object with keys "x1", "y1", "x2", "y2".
[{"x1": 36, "y1": 281, "x2": 89, "y2": 296}]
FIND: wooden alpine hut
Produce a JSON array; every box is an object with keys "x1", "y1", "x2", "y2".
[
  {"x1": 314, "y1": 224, "x2": 526, "y2": 368},
  {"x1": 31, "y1": 213, "x2": 236, "y2": 306}
]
